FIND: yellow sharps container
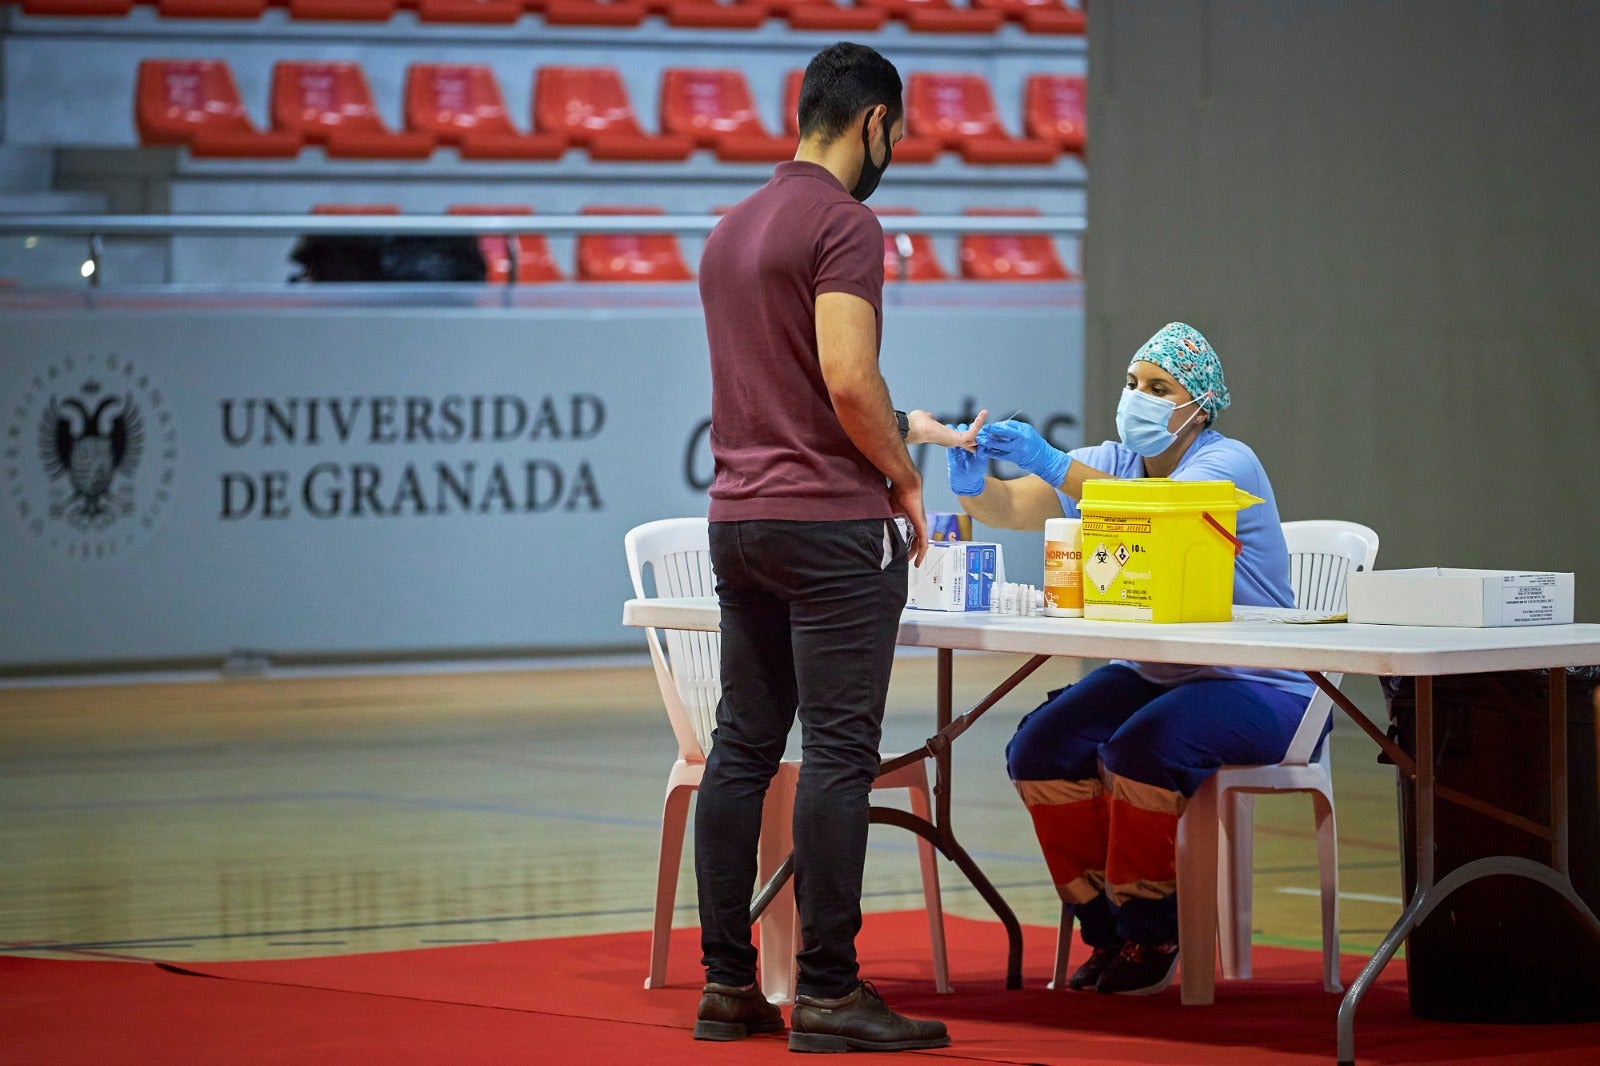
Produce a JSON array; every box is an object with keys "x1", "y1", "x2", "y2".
[{"x1": 1078, "y1": 479, "x2": 1263, "y2": 623}]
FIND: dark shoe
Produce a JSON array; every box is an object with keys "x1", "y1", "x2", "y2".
[
  {"x1": 788, "y1": 980, "x2": 950, "y2": 1053},
  {"x1": 693, "y1": 982, "x2": 784, "y2": 1041},
  {"x1": 1096, "y1": 941, "x2": 1179, "y2": 996},
  {"x1": 1066, "y1": 943, "x2": 1123, "y2": 991}
]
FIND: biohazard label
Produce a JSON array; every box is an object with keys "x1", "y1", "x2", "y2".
[{"x1": 1084, "y1": 540, "x2": 1124, "y2": 595}]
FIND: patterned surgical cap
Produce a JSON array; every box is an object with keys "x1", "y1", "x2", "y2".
[{"x1": 1129, "y1": 322, "x2": 1231, "y2": 423}]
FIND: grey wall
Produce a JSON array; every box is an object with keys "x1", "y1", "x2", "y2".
[{"x1": 1086, "y1": 2, "x2": 1600, "y2": 619}]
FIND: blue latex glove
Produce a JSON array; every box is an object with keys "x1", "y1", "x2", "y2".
[
  {"x1": 946, "y1": 425, "x2": 987, "y2": 496},
  {"x1": 976, "y1": 419, "x2": 1073, "y2": 487}
]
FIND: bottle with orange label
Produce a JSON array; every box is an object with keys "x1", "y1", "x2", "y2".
[{"x1": 1043, "y1": 517, "x2": 1084, "y2": 617}]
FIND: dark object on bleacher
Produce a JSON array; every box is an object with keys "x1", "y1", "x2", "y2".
[
  {"x1": 289, "y1": 235, "x2": 487, "y2": 282},
  {"x1": 1383, "y1": 667, "x2": 1600, "y2": 1023}
]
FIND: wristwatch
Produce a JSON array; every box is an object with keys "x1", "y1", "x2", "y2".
[{"x1": 894, "y1": 409, "x2": 910, "y2": 441}]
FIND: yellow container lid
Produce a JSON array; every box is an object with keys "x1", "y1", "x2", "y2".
[{"x1": 1079, "y1": 478, "x2": 1263, "y2": 512}]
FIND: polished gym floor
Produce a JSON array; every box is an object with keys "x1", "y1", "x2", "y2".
[{"x1": 0, "y1": 654, "x2": 1402, "y2": 967}]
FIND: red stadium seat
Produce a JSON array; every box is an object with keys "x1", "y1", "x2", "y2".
[
  {"x1": 577, "y1": 205, "x2": 694, "y2": 282},
  {"x1": 885, "y1": 134, "x2": 942, "y2": 163},
  {"x1": 971, "y1": 0, "x2": 1085, "y2": 34},
  {"x1": 906, "y1": 72, "x2": 1059, "y2": 165},
  {"x1": 155, "y1": 0, "x2": 269, "y2": 16},
  {"x1": 665, "y1": 0, "x2": 767, "y2": 28},
  {"x1": 1024, "y1": 73, "x2": 1086, "y2": 155},
  {"x1": 873, "y1": 207, "x2": 947, "y2": 282},
  {"x1": 782, "y1": 69, "x2": 940, "y2": 163},
  {"x1": 859, "y1": 0, "x2": 1001, "y2": 34},
  {"x1": 20, "y1": 0, "x2": 135, "y2": 14},
  {"x1": 660, "y1": 68, "x2": 793, "y2": 163},
  {"x1": 447, "y1": 205, "x2": 565, "y2": 284},
  {"x1": 406, "y1": 65, "x2": 564, "y2": 160},
  {"x1": 285, "y1": 0, "x2": 397, "y2": 17},
  {"x1": 783, "y1": 69, "x2": 805, "y2": 138},
  {"x1": 272, "y1": 62, "x2": 436, "y2": 159},
  {"x1": 534, "y1": 67, "x2": 695, "y2": 161},
  {"x1": 310, "y1": 203, "x2": 401, "y2": 213},
  {"x1": 416, "y1": 0, "x2": 524, "y2": 21},
  {"x1": 782, "y1": 0, "x2": 887, "y2": 32},
  {"x1": 136, "y1": 59, "x2": 303, "y2": 158},
  {"x1": 959, "y1": 207, "x2": 1074, "y2": 281},
  {"x1": 541, "y1": 0, "x2": 648, "y2": 25}
]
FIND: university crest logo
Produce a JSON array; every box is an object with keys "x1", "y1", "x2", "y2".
[
  {"x1": 4, "y1": 354, "x2": 177, "y2": 561},
  {"x1": 40, "y1": 382, "x2": 144, "y2": 530}
]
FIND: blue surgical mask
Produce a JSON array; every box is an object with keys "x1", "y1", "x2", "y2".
[{"x1": 1116, "y1": 388, "x2": 1201, "y2": 457}]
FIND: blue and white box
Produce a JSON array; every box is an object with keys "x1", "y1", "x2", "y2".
[{"x1": 908, "y1": 541, "x2": 1005, "y2": 611}]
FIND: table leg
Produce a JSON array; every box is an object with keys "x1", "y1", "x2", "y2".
[
  {"x1": 1335, "y1": 673, "x2": 1433, "y2": 1066},
  {"x1": 1550, "y1": 667, "x2": 1570, "y2": 873},
  {"x1": 1335, "y1": 856, "x2": 1600, "y2": 1066},
  {"x1": 871, "y1": 805, "x2": 1025, "y2": 989},
  {"x1": 1331, "y1": 671, "x2": 1600, "y2": 1065},
  {"x1": 749, "y1": 648, "x2": 1046, "y2": 991}
]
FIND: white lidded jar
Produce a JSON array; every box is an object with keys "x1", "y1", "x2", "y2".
[{"x1": 1043, "y1": 517, "x2": 1084, "y2": 617}]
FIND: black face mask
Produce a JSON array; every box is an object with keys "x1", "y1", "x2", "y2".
[{"x1": 850, "y1": 112, "x2": 892, "y2": 203}]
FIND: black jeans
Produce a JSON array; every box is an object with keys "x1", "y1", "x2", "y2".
[{"x1": 697, "y1": 518, "x2": 908, "y2": 998}]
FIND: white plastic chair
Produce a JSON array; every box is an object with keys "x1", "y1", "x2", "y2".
[
  {"x1": 625, "y1": 517, "x2": 950, "y2": 1005},
  {"x1": 1049, "y1": 519, "x2": 1379, "y2": 1003},
  {"x1": 1175, "y1": 519, "x2": 1380, "y2": 1004}
]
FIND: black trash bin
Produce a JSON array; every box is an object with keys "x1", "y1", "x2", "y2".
[{"x1": 1384, "y1": 667, "x2": 1600, "y2": 1022}]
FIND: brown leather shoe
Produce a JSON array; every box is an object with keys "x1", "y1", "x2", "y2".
[
  {"x1": 693, "y1": 982, "x2": 784, "y2": 1041},
  {"x1": 788, "y1": 980, "x2": 950, "y2": 1053}
]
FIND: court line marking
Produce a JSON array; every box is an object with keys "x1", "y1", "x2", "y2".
[
  {"x1": 1276, "y1": 886, "x2": 1403, "y2": 905},
  {"x1": 0, "y1": 878, "x2": 1059, "y2": 956},
  {"x1": 0, "y1": 791, "x2": 1056, "y2": 864}
]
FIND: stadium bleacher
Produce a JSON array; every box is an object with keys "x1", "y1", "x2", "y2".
[
  {"x1": 136, "y1": 58, "x2": 303, "y2": 157},
  {"x1": 406, "y1": 64, "x2": 565, "y2": 160},
  {"x1": 659, "y1": 67, "x2": 794, "y2": 163},
  {"x1": 576, "y1": 204, "x2": 695, "y2": 281},
  {"x1": 3, "y1": 2, "x2": 1086, "y2": 285},
  {"x1": 959, "y1": 206, "x2": 1075, "y2": 280},
  {"x1": 447, "y1": 204, "x2": 566, "y2": 283},
  {"x1": 272, "y1": 60, "x2": 437, "y2": 158},
  {"x1": 534, "y1": 66, "x2": 696, "y2": 161},
  {"x1": 18, "y1": 0, "x2": 1082, "y2": 33}
]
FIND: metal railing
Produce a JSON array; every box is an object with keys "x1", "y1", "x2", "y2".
[{"x1": 0, "y1": 212, "x2": 1086, "y2": 287}]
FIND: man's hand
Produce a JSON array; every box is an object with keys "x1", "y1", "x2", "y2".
[
  {"x1": 890, "y1": 479, "x2": 928, "y2": 566},
  {"x1": 976, "y1": 419, "x2": 1073, "y2": 489},
  {"x1": 906, "y1": 408, "x2": 988, "y2": 449}
]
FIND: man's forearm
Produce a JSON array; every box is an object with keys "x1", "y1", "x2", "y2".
[{"x1": 833, "y1": 379, "x2": 920, "y2": 488}]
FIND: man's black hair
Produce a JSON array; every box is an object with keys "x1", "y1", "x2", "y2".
[{"x1": 797, "y1": 42, "x2": 903, "y2": 144}]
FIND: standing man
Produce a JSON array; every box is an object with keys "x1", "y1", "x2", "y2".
[{"x1": 690, "y1": 42, "x2": 951, "y2": 1054}]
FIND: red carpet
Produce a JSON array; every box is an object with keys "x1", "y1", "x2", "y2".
[{"x1": 3, "y1": 913, "x2": 1596, "y2": 1064}]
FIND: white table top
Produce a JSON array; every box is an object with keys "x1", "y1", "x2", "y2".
[{"x1": 623, "y1": 597, "x2": 1600, "y2": 677}]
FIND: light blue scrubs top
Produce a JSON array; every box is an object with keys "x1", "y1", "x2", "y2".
[{"x1": 1054, "y1": 428, "x2": 1315, "y2": 698}]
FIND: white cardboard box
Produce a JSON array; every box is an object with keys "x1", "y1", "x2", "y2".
[
  {"x1": 1346, "y1": 568, "x2": 1575, "y2": 627},
  {"x1": 908, "y1": 542, "x2": 1005, "y2": 612}
]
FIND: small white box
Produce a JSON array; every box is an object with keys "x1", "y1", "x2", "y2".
[
  {"x1": 1346, "y1": 568, "x2": 1575, "y2": 627},
  {"x1": 908, "y1": 542, "x2": 1005, "y2": 612}
]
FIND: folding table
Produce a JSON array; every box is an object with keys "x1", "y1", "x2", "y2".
[{"x1": 622, "y1": 597, "x2": 1600, "y2": 1064}]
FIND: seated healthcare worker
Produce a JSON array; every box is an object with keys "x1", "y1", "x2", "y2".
[{"x1": 946, "y1": 321, "x2": 1316, "y2": 996}]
